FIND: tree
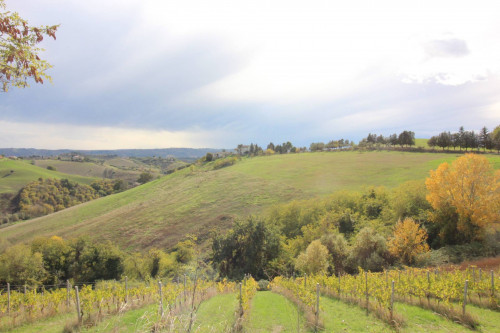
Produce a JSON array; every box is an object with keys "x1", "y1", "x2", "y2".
[
  {"x1": 0, "y1": 243, "x2": 46, "y2": 285},
  {"x1": 425, "y1": 154, "x2": 500, "y2": 243},
  {"x1": 491, "y1": 125, "x2": 500, "y2": 153},
  {"x1": 295, "y1": 239, "x2": 329, "y2": 275},
  {"x1": 387, "y1": 217, "x2": 430, "y2": 265},
  {"x1": 1, "y1": 0, "x2": 58, "y2": 91},
  {"x1": 479, "y1": 127, "x2": 491, "y2": 151},
  {"x1": 320, "y1": 233, "x2": 348, "y2": 275},
  {"x1": 346, "y1": 227, "x2": 391, "y2": 273},
  {"x1": 137, "y1": 172, "x2": 153, "y2": 184},
  {"x1": 211, "y1": 217, "x2": 281, "y2": 280}
]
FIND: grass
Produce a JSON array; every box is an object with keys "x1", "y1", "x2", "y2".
[
  {"x1": 0, "y1": 159, "x2": 96, "y2": 194},
  {"x1": 191, "y1": 292, "x2": 238, "y2": 332},
  {"x1": 82, "y1": 303, "x2": 159, "y2": 333},
  {"x1": 395, "y1": 302, "x2": 472, "y2": 333},
  {"x1": 245, "y1": 291, "x2": 310, "y2": 332},
  {"x1": 3, "y1": 312, "x2": 75, "y2": 333},
  {"x1": 1, "y1": 151, "x2": 499, "y2": 250},
  {"x1": 319, "y1": 296, "x2": 391, "y2": 332}
]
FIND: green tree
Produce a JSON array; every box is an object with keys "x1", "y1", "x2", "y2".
[
  {"x1": 346, "y1": 227, "x2": 391, "y2": 273},
  {"x1": 211, "y1": 216, "x2": 281, "y2": 280},
  {"x1": 0, "y1": 0, "x2": 58, "y2": 91},
  {"x1": 295, "y1": 239, "x2": 329, "y2": 275},
  {"x1": 320, "y1": 233, "x2": 348, "y2": 275},
  {"x1": 0, "y1": 243, "x2": 46, "y2": 285},
  {"x1": 137, "y1": 172, "x2": 153, "y2": 184}
]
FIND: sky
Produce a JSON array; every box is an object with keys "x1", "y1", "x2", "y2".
[{"x1": 1, "y1": 0, "x2": 499, "y2": 149}]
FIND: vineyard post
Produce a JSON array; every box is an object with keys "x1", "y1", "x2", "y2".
[
  {"x1": 7, "y1": 282, "x2": 10, "y2": 315},
  {"x1": 125, "y1": 276, "x2": 128, "y2": 304},
  {"x1": 390, "y1": 280, "x2": 394, "y2": 322},
  {"x1": 304, "y1": 273, "x2": 307, "y2": 289},
  {"x1": 23, "y1": 284, "x2": 26, "y2": 295},
  {"x1": 158, "y1": 281, "x2": 164, "y2": 317},
  {"x1": 398, "y1": 271, "x2": 400, "y2": 284},
  {"x1": 338, "y1": 275, "x2": 341, "y2": 295},
  {"x1": 385, "y1": 270, "x2": 388, "y2": 285},
  {"x1": 426, "y1": 271, "x2": 430, "y2": 303},
  {"x1": 75, "y1": 286, "x2": 82, "y2": 324},
  {"x1": 491, "y1": 270, "x2": 495, "y2": 297},
  {"x1": 472, "y1": 267, "x2": 475, "y2": 286},
  {"x1": 184, "y1": 274, "x2": 187, "y2": 304},
  {"x1": 463, "y1": 280, "x2": 468, "y2": 316},
  {"x1": 365, "y1": 271, "x2": 369, "y2": 315},
  {"x1": 239, "y1": 282, "x2": 242, "y2": 315},
  {"x1": 315, "y1": 283, "x2": 320, "y2": 332},
  {"x1": 66, "y1": 280, "x2": 70, "y2": 307},
  {"x1": 479, "y1": 268, "x2": 482, "y2": 281}
]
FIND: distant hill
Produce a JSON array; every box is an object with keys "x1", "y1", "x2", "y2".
[
  {"x1": 0, "y1": 158, "x2": 96, "y2": 194},
  {"x1": 0, "y1": 148, "x2": 224, "y2": 160},
  {"x1": 3, "y1": 151, "x2": 498, "y2": 252}
]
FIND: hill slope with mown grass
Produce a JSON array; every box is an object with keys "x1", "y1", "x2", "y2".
[
  {"x1": 0, "y1": 159, "x2": 97, "y2": 194},
  {"x1": 1, "y1": 151, "x2": 499, "y2": 251}
]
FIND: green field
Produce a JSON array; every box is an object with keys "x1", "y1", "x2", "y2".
[
  {"x1": 0, "y1": 159, "x2": 97, "y2": 194},
  {"x1": 1, "y1": 151, "x2": 499, "y2": 250}
]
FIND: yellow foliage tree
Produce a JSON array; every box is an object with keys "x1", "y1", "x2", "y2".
[
  {"x1": 425, "y1": 154, "x2": 500, "y2": 242},
  {"x1": 295, "y1": 239, "x2": 330, "y2": 275},
  {"x1": 388, "y1": 217, "x2": 429, "y2": 264}
]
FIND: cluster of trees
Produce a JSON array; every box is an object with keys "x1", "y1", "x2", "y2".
[
  {"x1": 11, "y1": 178, "x2": 124, "y2": 219},
  {"x1": 212, "y1": 154, "x2": 499, "y2": 280},
  {"x1": 427, "y1": 126, "x2": 500, "y2": 152},
  {"x1": 359, "y1": 131, "x2": 415, "y2": 148},
  {"x1": 309, "y1": 139, "x2": 351, "y2": 152},
  {"x1": 266, "y1": 142, "x2": 298, "y2": 154},
  {"x1": 0, "y1": 236, "x2": 197, "y2": 285}
]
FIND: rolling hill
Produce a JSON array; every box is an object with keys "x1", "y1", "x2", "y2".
[
  {"x1": 1, "y1": 151, "x2": 499, "y2": 251},
  {"x1": 0, "y1": 158, "x2": 97, "y2": 194}
]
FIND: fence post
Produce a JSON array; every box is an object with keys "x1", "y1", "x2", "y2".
[
  {"x1": 463, "y1": 280, "x2": 468, "y2": 316},
  {"x1": 124, "y1": 277, "x2": 128, "y2": 301},
  {"x1": 315, "y1": 283, "x2": 320, "y2": 332},
  {"x1": 158, "y1": 281, "x2": 164, "y2": 317},
  {"x1": 7, "y1": 283, "x2": 10, "y2": 315},
  {"x1": 365, "y1": 271, "x2": 369, "y2": 315},
  {"x1": 66, "y1": 280, "x2": 70, "y2": 307},
  {"x1": 390, "y1": 281, "x2": 394, "y2": 322},
  {"x1": 239, "y1": 282, "x2": 243, "y2": 315},
  {"x1": 75, "y1": 286, "x2": 82, "y2": 324},
  {"x1": 491, "y1": 270, "x2": 495, "y2": 297},
  {"x1": 184, "y1": 274, "x2": 187, "y2": 304}
]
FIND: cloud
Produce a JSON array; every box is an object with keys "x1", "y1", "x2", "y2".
[
  {"x1": 0, "y1": 120, "x2": 229, "y2": 150},
  {"x1": 424, "y1": 38, "x2": 470, "y2": 58},
  {"x1": 1, "y1": 0, "x2": 500, "y2": 149}
]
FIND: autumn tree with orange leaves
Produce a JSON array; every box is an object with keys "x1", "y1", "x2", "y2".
[
  {"x1": 388, "y1": 217, "x2": 429, "y2": 265},
  {"x1": 425, "y1": 154, "x2": 500, "y2": 244},
  {"x1": 0, "y1": 0, "x2": 57, "y2": 91}
]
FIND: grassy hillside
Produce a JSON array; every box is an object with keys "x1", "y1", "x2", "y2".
[
  {"x1": 0, "y1": 159, "x2": 96, "y2": 194},
  {"x1": 1, "y1": 151, "x2": 499, "y2": 251},
  {"x1": 32, "y1": 159, "x2": 154, "y2": 184}
]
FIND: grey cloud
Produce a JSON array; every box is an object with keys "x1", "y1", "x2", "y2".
[{"x1": 423, "y1": 38, "x2": 470, "y2": 58}]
